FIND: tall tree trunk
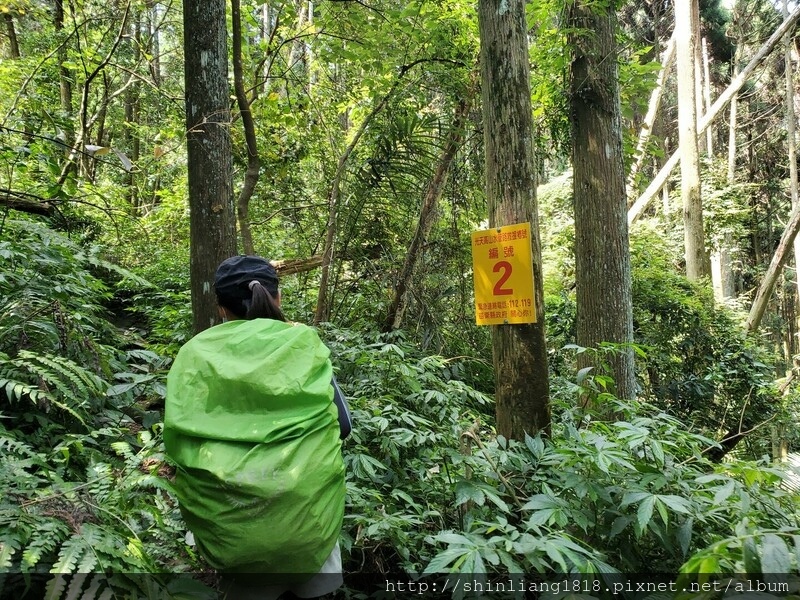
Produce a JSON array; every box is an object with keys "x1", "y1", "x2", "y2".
[
  {"x1": 149, "y1": 4, "x2": 162, "y2": 87},
  {"x1": 184, "y1": 0, "x2": 237, "y2": 333},
  {"x1": 629, "y1": 7, "x2": 800, "y2": 225},
  {"x1": 383, "y1": 95, "x2": 471, "y2": 332},
  {"x1": 746, "y1": 205, "x2": 800, "y2": 332},
  {"x1": 570, "y1": 0, "x2": 636, "y2": 401},
  {"x1": 626, "y1": 35, "x2": 675, "y2": 204},
  {"x1": 676, "y1": 0, "x2": 710, "y2": 281},
  {"x1": 478, "y1": 0, "x2": 550, "y2": 439},
  {"x1": 3, "y1": 13, "x2": 20, "y2": 58},
  {"x1": 785, "y1": 0, "x2": 800, "y2": 311},
  {"x1": 232, "y1": 0, "x2": 260, "y2": 255},
  {"x1": 54, "y1": 0, "x2": 72, "y2": 116},
  {"x1": 712, "y1": 50, "x2": 741, "y2": 302},
  {"x1": 124, "y1": 15, "x2": 141, "y2": 211},
  {"x1": 702, "y1": 38, "x2": 714, "y2": 158}
]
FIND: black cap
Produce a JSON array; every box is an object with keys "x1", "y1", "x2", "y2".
[{"x1": 214, "y1": 255, "x2": 279, "y2": 308}]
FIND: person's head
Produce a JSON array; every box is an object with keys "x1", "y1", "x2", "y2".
[{"x1": 214, "y1": 255, "x2": 285, "y2": 322}]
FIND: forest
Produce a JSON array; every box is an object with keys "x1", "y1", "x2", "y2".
[{"x1": 1, "y1": 0, "x2": 800, "y2": 598}]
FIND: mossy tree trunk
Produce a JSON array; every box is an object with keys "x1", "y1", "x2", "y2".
[
  {"x1": 569, "y1": 0, "x2": 636, "y2": 401},
  {"x1": 184, "y1": 0, "x2": 237, "y2": 333},
  {"x1": 477, "y1": 0, "x2": 550, "y2": 439}
]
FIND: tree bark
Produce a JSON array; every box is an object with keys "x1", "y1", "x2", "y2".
[
  {"x1": 53, "y1": 0, "x2": 72, "y2": 115},
  {"x1": 702, "y1": 37, "x2": 714, "y2": 157},
  {"x1": 570, "y1": 1, "x2": 636, "y2": 401},
  {"x1": 232, "y1": 0, "x2": 260, "y2": 255},
  {"x1": 629, "y1": 6, "x2": 800, "y2": 225},
  {"x1": 124, "y1": 15, "x2": 141, "y2": 211},
  {"x1": 676, "y1": 0, "x2": 710, "y2": 281},
  {"x1": 785, "y1": 0, "x2": 800, "y2": 310},
  {"x1": 746, "y1": 205, "x2": 800, "y2": 332},
  {"x1": 184, "y1": 0, "x2": 237, "y2": 333},
  {"x1": 3, "y1": 13, "x2": 20, "y2": 58},
  {"x1": 478, "y1": 0, "x2": 550, "y2": 439},
  {"x1": 383, "y1": 96, "x2": 471, "y2": 332}
]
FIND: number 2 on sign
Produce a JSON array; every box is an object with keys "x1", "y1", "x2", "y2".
[{"x1": 492, "y1": 261, "x2": 513, "y2": 295}]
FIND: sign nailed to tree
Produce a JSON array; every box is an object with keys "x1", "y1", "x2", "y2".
[{"x1": 471, "y1": 222, "x2": 536, "y2": 326}]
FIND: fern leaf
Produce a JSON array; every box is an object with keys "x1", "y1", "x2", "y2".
[
  {"x1": 65, "y1": 573, "x2": 89, "y2": 600},
  {"x1": 78, "y1": 574, "x2": 106, "y2": 600},
  {"x1": 75, "y1": 548, "x2": 98, "y2": 574},
  {"x1": 109, "y1": 441, "x2": 134, "y2": 460},
  {"x1": 44, "y1": 575, "x2": 68, "y2": 600},
  {"x1": 96, "y1": 587, "x2": 114, "y2": 600},
  {"x1": 21, "y1": 519, "x2": 66, "y2": 570},
  {"x1": 0, "y1": 533, "x2": 21, "y2": 569},
  {"x1": 51, "y1": 536, "x2": 88, "y2": 574}
]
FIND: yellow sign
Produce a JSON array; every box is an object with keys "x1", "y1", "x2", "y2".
[{"x1": 471, "y1": 222, "x2": 536, "y2": 326}]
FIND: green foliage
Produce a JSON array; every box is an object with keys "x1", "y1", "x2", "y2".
[
  {"x1": 425, "y1": 384, "x2": 800, "y2": 585},
  {"x1": 630, "y1": 231, "x2": 778, "y2": 455},
  {"x1": 322, "y1": 325, "x2": 492, "y2": 573},
  {"x1": 0, "y1": 424, "x2": 209, "y2": 599},
  {"x1": 0, "y1": 217, "x2": 205, "y2": 598}
]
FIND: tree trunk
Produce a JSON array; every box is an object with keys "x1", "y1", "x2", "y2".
[
  {"x1": 149, "y1": 4, "x2": 162, "y2": 86},
  {"x1": 184, "y1": 0, "x2": 237, "y2": 333},
  {"x1": 702, "y1": 38, "x2": 714, "y2": 157},
  {"x1": 712, "y1": 49, "x2": 741, "y2": 302},
  {"x1": 124, "y1": 16, "x2": 141, "y2": 211},
  {"x1": 629, "y1": 6, "x2": 800, "y2": 225},
  {"x1": 383, "y1": 96, "x2": 471, "y2": 332},
  {"x1": 785, "y1": 0, "x2": 800, "y2": 310},
  {"x1": 626, "y1": 35, "x2": 675, "y2": 204},
  {"x1": 478, "y1": 0, "x2": 550, "y2": 439},
  {"x1": 570, "y1": 1, "x2": 636, "y2": 401},
  {"x1": 676, "y1": 0, "x2": 710, "y2": 281},
  {"x1": 3, "y1": 13, "x2": 20, "y2": 58},
  {"x1": 746, "y1": 205, "x2": 800, "y2": 332},
  {"x1": 54, "y1": 0, "x2": 72, "y2": 116},
  {"x1": 232, "y1": 0, "x2": 260, "y2": 255}
]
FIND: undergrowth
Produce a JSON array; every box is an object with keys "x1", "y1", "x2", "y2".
[{"x1": 2, "y1": 216, "x2": 799, "y2": 599}]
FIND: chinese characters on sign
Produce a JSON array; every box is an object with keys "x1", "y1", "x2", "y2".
[{"x1": 471, "y1": 222, "x2": 536, "y2": 326}]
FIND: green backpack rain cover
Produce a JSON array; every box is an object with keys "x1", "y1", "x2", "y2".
[{"x1": 164, "y1": 319, "x2": 345, "y2": 576}]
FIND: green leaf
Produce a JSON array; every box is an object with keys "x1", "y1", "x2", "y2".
[
  {"x1": 620, "y1": 491, "x2": 650, "y2": 508},
  {"x1": 713, "y1": 480, "x2": 736, "y2": 505},
  {"x1": 423, "y1": 548, "x2": 469, "y2": 573},
  {"x1": 760, "y1": 534, "x2": 791, "y2": 576},
  {"x1": 743, "y1": 537, "x2": 761, "y2": 575},
  {"x1": 0, "y1": 534, "x2": 21, "y2": 569},
  {"x1": 658, "y1": 495, "x2": 692, "y2": 514},
  {"x1": 475, "y1": 482, "x2": 510, "y2": 513},
  {"x1": 454, "y1": 480, "x2": 485, "y2": 506},
  {"x1": 677, "y1": 518, "x2": 693, "y2": 558},
  {"x1": 637, "y1": 496, "x2": 656, "y2": 533},
  {"x1": 525, "y1": 433, "x2": 544, "y2": 458},
  {"x1": 433, "y1": 532, "x2": 475, "y2": 547}
]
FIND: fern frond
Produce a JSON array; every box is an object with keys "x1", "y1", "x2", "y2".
[
  {"x1": 78, "y1": 574, "x2": 106, "y2": 600},
  {"x1": 0, "y1": 533, "x2": 22, "y2": 569},
  {"x1": 19, "y1": 519, "x2": 70, "y2": 570},
  {"x1": 44, "y1": 575, "x2": 68, "y2": 600},
  {"x1": 18, "y1": 351, "x2": 94, "y2": 405},
  {"x1": 109, "y1": 441, "x2": 134, "y2": 461},
  {"x1": 51, "y1": 536, "x2": 89, "y2": 574},
  {"x1": 64, "y1": 573, "x2": 89, "y2": 600}
]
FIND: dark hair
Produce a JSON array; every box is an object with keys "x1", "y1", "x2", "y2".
[
  {"x1": 214, "y1": 255, "x2": 285, "y2": 321},
  {"x1": 244, "y1": 280, "x2": 285, "y2": 321}
]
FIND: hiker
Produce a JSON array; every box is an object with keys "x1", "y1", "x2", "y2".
[{"x1": 164, "y1": 255, "x2": 350, "y2": 599}]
